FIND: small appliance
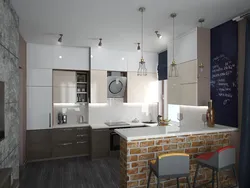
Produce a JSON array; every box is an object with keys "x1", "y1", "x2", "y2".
[
  {"x1": 62, "y1": 114, "x2": 67, "y2": 124},
  {"x1": 57, "y1": 112, "x2": 63, "y2": 124}
]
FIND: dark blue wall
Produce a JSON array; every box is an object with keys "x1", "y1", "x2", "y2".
[
  {"x1": 158, "y1": 50, "x2": 168, "y2": 80},
  {"x1": 211, "y1": 21, "x2": 238, "y2": 127}
]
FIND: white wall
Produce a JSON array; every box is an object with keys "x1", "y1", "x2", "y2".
[{"x1": 168, "y1": 104, "x2": 207, "y2": 127}]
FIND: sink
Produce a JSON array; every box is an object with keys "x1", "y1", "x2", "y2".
[{"x1": 143, "y1": 121, "x2": 157, "y2": 124}]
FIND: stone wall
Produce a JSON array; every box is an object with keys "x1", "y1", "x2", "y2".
[
  {"x1": 0, "y1": 0, "x2": 20, "y2": 179},
  {"x1": 120, "y1": 132, "x2": 236, "y2": 188}
]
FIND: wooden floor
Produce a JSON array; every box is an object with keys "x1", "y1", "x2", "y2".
[{"x1": 20, "y1": 157, "x2": 120, "y2": 188}]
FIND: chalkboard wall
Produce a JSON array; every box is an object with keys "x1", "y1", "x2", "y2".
[
  {"x1": 211, "y1": 21, "x2": 238, "y2": 127},
  {"x1": 158, "y1": 50, "x2": 168, "y2": 80}
]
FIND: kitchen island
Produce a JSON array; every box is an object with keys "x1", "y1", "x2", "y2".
[{"x1": 115, "y1": 124, "x2": 238, "y2": 188}]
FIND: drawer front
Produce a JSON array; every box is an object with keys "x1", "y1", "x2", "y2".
[
  {"x1": 27, "y1": 143, "x2": 51, "y2": 161},
  {"x1": 74, "y1": 141, "x2": 89, "y2": 155},
  {"x1": 52, "y1": 142, "x2": 75, "y2": 158},
  {"x1": 27, "y1": 130, "x2": 51, "y2": 144},
  {"x1": 52, "y1": 128, "x2": 76, "y2": 143},
  {"x1": 75, "y1": 127, "x2": 90, "y2": 134}
]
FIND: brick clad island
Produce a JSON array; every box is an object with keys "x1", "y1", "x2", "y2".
[{"x1": 116, "y1": 125, "x2": 238, "y2": 188}]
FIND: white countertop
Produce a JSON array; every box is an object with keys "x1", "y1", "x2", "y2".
[
  {"x1": 90, "y1": 122, "x2": 158, "y2": 129},
  {"x1": 115, "y1": 124, "x2": 238, "y2": 141},
  {"x1": 52, "y1": 124, "x2": 90, "y2": 129}
]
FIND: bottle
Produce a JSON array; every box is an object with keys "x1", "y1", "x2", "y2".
[{"x1": 206, "y1": 100, "x2": 215, "y2": 127}]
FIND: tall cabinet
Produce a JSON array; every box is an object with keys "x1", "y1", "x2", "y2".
[{"x1": 167, "y1": 27, "x2": 210, "y2": 106}]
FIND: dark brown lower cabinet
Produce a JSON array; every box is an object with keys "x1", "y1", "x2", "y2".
[
  {"x1": 26, "y1": 127, "x2": 90, "y2": 162},
  {"x1": 91, "y1": 128, "x2": 110, "y2": 159}
]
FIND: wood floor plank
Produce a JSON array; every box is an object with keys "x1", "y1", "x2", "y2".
[{"x1": 20, "y1": 157, "x2": 120, "y2": 188}]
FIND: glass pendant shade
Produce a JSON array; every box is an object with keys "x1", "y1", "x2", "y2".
[
  {"x1": 137, "y1": 58, "x2": 147, "y2": 76},
  {"x1": 169, "y1": 59, "x2": 179, "y2": 77}
]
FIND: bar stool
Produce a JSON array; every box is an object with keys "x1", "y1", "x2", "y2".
[
  {"x1": 193, "y1": 146, "x2": 238, "y2": 188},
  {"x1": 147, "y1": 153, "x2": 191, "y2": 188}
]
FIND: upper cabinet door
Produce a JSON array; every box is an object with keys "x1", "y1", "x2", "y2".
[
  {"x1": 53, "y1": 70, "x2": 76, "y2": 87},
  {"x1": 168, "y1": 29, "x2": 198, "y2": 65},
  {"x1": 127, "y1": 72, "x2": 158, "y2": 103},
  {"x1": 27, "y1": 87, "x2": 52, "y2": 130},
  {"x1": 90, "y1": 70, "x2": 107, "y2": 103},
  {"x1": 27, "y1": 43, "x2": 89, "y2": 70},
  {"x1": 91, "y1": 48, "x2": 127, "y2": 71},
  {"x1": 27, "y1": 69, "x2": 52, "y2": 87},
  {"x1": 53, "y1": 46, "x2": 89, "y2": 70},
  {"x1": 27, "y1": 44, "x2": 56, "y2": 69}
]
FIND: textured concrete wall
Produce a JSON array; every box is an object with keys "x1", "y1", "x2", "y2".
[{"x1": 0, "y1": 0, "x2": 20, "y2": 179}]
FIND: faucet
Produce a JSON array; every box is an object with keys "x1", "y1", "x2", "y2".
[
  {"x1": 149, "y1": 113, "x2": 153, "y2": 122},
  {"x1": 157, "y1": 115, "x2": 162, "y2": 126}
]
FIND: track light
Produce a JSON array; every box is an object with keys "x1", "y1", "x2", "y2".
[
  {"x1": 58, "y1": 34, "x2": 63, "y2": 43},
  {"x1": 98, "y1": 38, "x2": 102, "y2": 47},
  {"x1": 137, "y1": 43, "x2": 141, "y2": 51},
  {"x1": 155, "y1": 31, "x2": 162, "y2": 39}
]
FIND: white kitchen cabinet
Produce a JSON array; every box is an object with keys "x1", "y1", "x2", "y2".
[
  {"x1": 168, "y1": 77, "x2": 181, "y2": 105},
  {"x1": 90, "y1": 70, "x2": 107, "y2": 103},
  {"x1": 180, "y1": 83, "x2": 197, "y2": 105},
  {"x1": 53, "y1": 87, "x2": 77, "y2": 103},
  {"x1": 27, "y1": 87, "x2": 52, "y2": 130},
  {"x1": 27, "y1": 43, "x2": 89, "y2": 70},
  {"x1": 178, "y1": 60, "x2": 197, "y2": 84},
  {"x1": 27, "y1": 69, "x2": 52, "y2": 87},
  {"x1": 127, "y1": 72, "x2": 158, "y2": 103},
  {"x1": 91, "y1": 48, "x2": 128, "y2": 71},
  {"x1": 168, "y1": 29, "x2": 198, "y2": 65},
  {"x1": 53, "y1": 70, "x2": 76, "y2": 87}
]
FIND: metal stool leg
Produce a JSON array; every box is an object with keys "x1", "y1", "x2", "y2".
[
  {"x1": 177, "y1": 177, "x2": 180, "y2": 188},
  {"x1": 147, "y1": 169, "x2": 152, "y2": 188},
  {"x1": 157, "y1": 177, "x2": 160, "y2": 188},
  {"x1": 216, "y1": 170, "x2": 219, "y2": 188},
  {"x1": 186, "y1": 176, "x2": 191, "y2": 188},
  {"x1": 212, "y1": 169, "x2": 215, "y2": 188},
  {"x1": 193, "y1": 163, "x2": 200, "y2": 188},
  {"x1": 232, "y1": 165, "x2": 238, "y2": 187}
]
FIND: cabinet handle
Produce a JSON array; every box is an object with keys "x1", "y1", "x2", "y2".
[
  {"x1": 77, "y1": 141, "x2": 87, "y2": 144},
  {"x1": 77, "y1": 134, "x2": 88, "y2": 137},
  {"x1": 58, "y1": 142, "x2": 73, "y2": 146},
  {"x1": 63, "y1": 129, "x2": 72, "y2": 131},
  {"x1": 49, "y1": 113, "x2": 51, "y2": 128}
]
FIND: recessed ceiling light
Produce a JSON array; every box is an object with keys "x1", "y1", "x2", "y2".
[
  {"x1": 59, "y1": 56, "x2": 62, "y2": 59},
  {"x1": 122, "y1": 57, "x2": 125, "y2": 61},
  {"x1": 91, "y1": 55, "x2": 94, "y2": 58}
]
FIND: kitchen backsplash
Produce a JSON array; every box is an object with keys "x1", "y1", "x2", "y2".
[
  {"x1": 53, "y1": 99, "x2": 158, "y2": 125},
  {"x1": 168, "y1": 104, "x2": 207, "y2": 127},
  {"x1": 89, "y1": 99, "x2": 158, "y2": 124},
  {"x1": 53, "y1": 104, "x2": 89, "y2": 125}
]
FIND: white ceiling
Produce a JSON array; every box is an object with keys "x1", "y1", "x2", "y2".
[{"x1": 11, "y1": 0, "x2": 250, "y2": 53}]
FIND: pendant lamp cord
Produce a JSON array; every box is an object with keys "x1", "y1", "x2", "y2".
[
  {"x1": 141, "y1": 9, "x2": 144, "y2": 60},
  {"x1": 173, "y1": 16, "x2": 175, "y2": 63}
]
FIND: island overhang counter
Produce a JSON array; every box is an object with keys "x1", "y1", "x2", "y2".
[{"x1": 115, "y1": 125, "x2": 238, "y2": 188}]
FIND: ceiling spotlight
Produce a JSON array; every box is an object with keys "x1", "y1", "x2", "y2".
[
  {"x1": 155, "y1": 31, "x2": 162, "y2": 39},
  {"x1": 98, "y1": 38, "x2": 102, "y2": 47},
  {"x1": 58, "y1": 34, "x2": 63, "y2": 43},
  {"x1": 59, "y1": 56, "x2": 62, "y2": 59},
  {"x1": 137, "y1": 43, "x2": 141, "y2": 51}
]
